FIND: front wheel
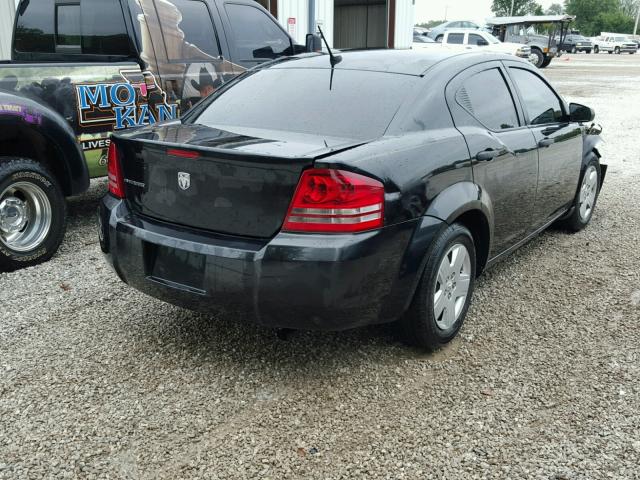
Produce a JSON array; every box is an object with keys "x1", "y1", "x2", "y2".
[
  {"x1": 398, "y1": 224, "x2": 476, "y2": 350},
  {"x1": 0, "y1": 158, "x2": 66, "y2": 272},
  {"x1": 586, "y1": 49, "x2": 592, "y2": 54},
  {"x1": 594, "y1": 45, "x2": 599, "y2": 53},
  {"x1": 614, "y1": 47, "x2": 620, "y2": 54},
  {"x1": 560, "y1": 159, "x2": 601, "y2": 232},
  {"x1": 531, "y1": 49, "x2": 545, "y2": 68},
  {"x1": 571, "y1": 46, "x2": 577, "y2": 54}
]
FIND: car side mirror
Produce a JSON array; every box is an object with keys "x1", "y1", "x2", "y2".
[
  {"x1": 305, "y1": 33, "x2": 322, "y2": 52},
  {"x1": 569, "y1": 103, "x2": 595, "y2": 123}
]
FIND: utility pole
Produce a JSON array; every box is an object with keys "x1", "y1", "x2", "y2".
[
  {"x1": 444, "y1": 5, "x2": 449, "y2": 21},
  {"x1": 634, "y1": 1, "x2": 640, "y2": 36},
  {"x1": 510, "y1": 0, "x2": 515, "y2": 16}
]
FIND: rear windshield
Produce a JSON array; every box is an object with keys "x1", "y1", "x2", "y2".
[{"x1": 193, "y1": 67, "x2": 417, "y2": 140}]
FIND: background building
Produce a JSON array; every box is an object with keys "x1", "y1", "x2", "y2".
[{"x1": 259, "y1": 0, "x2": 414, "y2": 49}]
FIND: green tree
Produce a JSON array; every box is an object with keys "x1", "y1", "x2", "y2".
[
  {"x1": 546, "y1": 3, "x2": 564, "y2": 14},
  {"x1": 565, "y1": 0, "x2": 635, "y2": 35},
  {"x1": 491, "y1": 0, "x2": 544, "y2": 16}
]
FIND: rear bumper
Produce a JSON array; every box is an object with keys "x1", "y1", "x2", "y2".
[{"x1": 99, "y1": 195, "x2": 444, "y2": 331}]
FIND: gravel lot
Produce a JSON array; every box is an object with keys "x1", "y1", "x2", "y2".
[{"x1": 1, "y1": 53, "x2": 640, "y2": 479}]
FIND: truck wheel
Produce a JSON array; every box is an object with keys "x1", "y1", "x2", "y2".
[
  {"x1": 571, "y1": 46, "x2": 577, "y2": 53},
  {"x1": 531, "y1": 49, "x2": 545, "y2": 68},
  {"x1": 0, "y1": 158, "x2": 66, "y2": 272},
  {"x1": 398, "y1": 224, "x2": 476, "y2": 350},
  {"x1": 615, "y1": 47, "x2": 620, "y2": 54},
  {"x1": 540, "y1": 57, "x2": 552, "y2": 68},
  {"x1": 586, "y1": 49, "x2": 592, "y2": 54},
  {"x1": 594, "y1": 45, "x2": 599, "y2": 53}
]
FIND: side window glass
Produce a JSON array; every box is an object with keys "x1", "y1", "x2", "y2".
[
  {"x1": 448, "y1": 33, "x2": 465, "y2": 45},
  {"x1": 456, "y1": 68, "x2": 519, "y2": 130},
  {"x1": 509, "y1": 68, "x2": 564, "y2": 125},
  {"x1": 154, "y1": 0, "x2": 221, "y2": 61},
  {"x1": 469, "y1": 34, "x2": 485, "y2": 46},
  {"x1": 14, "y1": 0, "x2": 56, "y2": 53},
  {"x1": 225, "y1": 4, "x2": 291, "y2": 63},
  {"x1": 81, "y1": 0, "x2": 131, "y2": 55},
  {"x1": 56, "y1": 3, "x2": 81, "y2": 53}
]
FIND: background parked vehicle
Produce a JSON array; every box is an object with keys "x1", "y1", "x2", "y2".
[
  {"x1": 0, "y1": 0, "x2": 301, "y2": 270},
  {"x1": 433, "y1": 29, "x2": 531, "y2": 60},
  {"x1": 100, "y1": 49, "x2": 605, "y2": 350},
  {"x1": 557, "y1": 34, "x2": 593, "y2": 53},
  {"x1": 487, "y1": 15, "x2": 575, "y2": 68},
  {"x1": 413, "y1": 36, "x2": 436, "y2": 47},
  {"x1": 428, "y1": 20, "x2": 480, "y2": 42},
  {"x1": 0, "y1": 90, "x2": 87, "y2": 270},
  {"x1": 591, "y1": 35, "x2": 638, "y2": 54}
]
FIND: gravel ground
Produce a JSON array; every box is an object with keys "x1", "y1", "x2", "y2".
[{"x1": 1, "y1": 53, "x2": 640, "y2": 479}]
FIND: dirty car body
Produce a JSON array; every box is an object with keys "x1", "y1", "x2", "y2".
[{"x1": 99, "y1": 50, "x2": 604, "y2": 333}]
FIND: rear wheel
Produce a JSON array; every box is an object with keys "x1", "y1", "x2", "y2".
[
  {"x1": 540, "y1": 57, "x2": 552, "y2": 68},
  {"x1": 571, "y1": 46, "x2": 577, "y2": 53},
  {"x1": 614, "y1": 47, "x2": 620, "y2": 54},
  {"x1": 560, "y1": 158, "x2": 601, "y2": 232},
  {"x1": 594, "y1": 45, "x2": 599, "y2": 53},
  {"x1": 0, "y1": 158, "x2": 66, "y2": 272},
  {"x1": 398, "y1": 224, "x2": 476, "y2": 350},
  {"x1": 586, "y1": 49, "x2": 592, "y2": 54}
]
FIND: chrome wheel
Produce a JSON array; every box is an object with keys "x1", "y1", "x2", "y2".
[
  {"x1": 0, "y1": 181, "x2": 52, "y2": 252},
  {"x1": 433, "y1": 243, "x2": 471, "y2": 330},
  {"x1": 579, "y1": 165, "x2": 598, "y2": 221}
]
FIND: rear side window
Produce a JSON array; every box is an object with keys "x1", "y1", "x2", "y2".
[
  {"x1": 456, "y1": 68, "x2": 519, "y2": 130},
  {"x1": 15, "y1": 0, "x2": 131, "y2": 56},
  {"x1": 154, "y1": 0, "x2": 221, "y2": 61},
  {"x1": 80, "y1": 0, "x2": 130, "y2": 55},
  {"x1": 509, "y1": 68, "x2": 564, "y2": 125},
  {"x1": 225, "y1": 3, "x2": 291, "y2": 64},
  {"x1": 447, "y1": 33, "x2": 464, "y2": 44},
  {"x1": 56, "y1": 4, "x2": 81, "y2": 52},
  {"x1": 195, "y1": 68, "x2": 416, "y2": 140}
]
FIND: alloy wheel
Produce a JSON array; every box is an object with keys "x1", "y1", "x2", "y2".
[
  {"x1": 579, "y1": 165, "x2": 598, "y2": 221},
  {"x1": 0, "y1": 181, "x2": 52, "y2": 252},
  {"x1": 433, "y1": 243, "x2": 472, "y2": 330}
]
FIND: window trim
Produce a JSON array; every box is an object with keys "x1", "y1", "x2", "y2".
[
  {"x1": 506, "y1": 65, "x2": 568, "y2": 126},
  {"x1": 152, "y1": 0, "x2": 222, "y2": 64},
  {"x1": 454, "y1": 66, "x2": 523, "y2": 133}
]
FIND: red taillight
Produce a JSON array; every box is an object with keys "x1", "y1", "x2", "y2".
[
  {"x1": 283, "y1": 169, "x2": 384, "y2": 233},
  {"x1": 107, "y1": 141, "x2": 125, "y2": 199},
  {"x1": 167, "y1": 148, "x2": 200, "y2": 159}
]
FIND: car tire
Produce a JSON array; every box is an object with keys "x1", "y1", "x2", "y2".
[
  {"x1": 435, "y1": 34, "x2": 443, "y2": 43},
  {"x1": 614, "y1": 47, "x2": 620, "y2": 54},
  {"x1": 594, "y1": 45, "x2": 599, "y2": 53},
  {"x1": 586, "y1": 49, "x2": 592, "y2": 54},
  {"x1": 560, "y1": 158, "x2": 601, "y2": 232},
  {"x1": 398, "y1": 223, "x2": 476, "y2": 350},
  {"x1": 531, "y1": 49, "x2": 545, "y2": 68},
  {"x1": 0, "y1": 158, "x2": 66, "y2": 272},
  {"x1": 571, "y1": 46, "x2": 577, "y2": 53},
  {"x1": 540, "y1": 57, "x2": 552, "y2": 68}
]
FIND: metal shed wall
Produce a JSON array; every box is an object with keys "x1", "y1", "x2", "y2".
[{"x1": 393, "y1": 0, "x2": 414, "y2": 49}]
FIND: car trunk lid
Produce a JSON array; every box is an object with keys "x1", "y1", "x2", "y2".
[{"x1": 116, "y1": 123, "x2": 367, "y2": 238}]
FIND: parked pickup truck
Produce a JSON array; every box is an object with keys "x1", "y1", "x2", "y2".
[
  {"x1": 431, "y1": 29, "x2": 532, "y2": 60},
  {"x1": 591, "y1": 35, "x2": 638, "y2": 54},
  {"x1": 0, "y1": 0, "x2": 302, "y2": 271}
]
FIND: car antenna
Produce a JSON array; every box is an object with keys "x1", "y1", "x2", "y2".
[{"x1": 317, "y1": 26, "x2": 342, "y2": 67}]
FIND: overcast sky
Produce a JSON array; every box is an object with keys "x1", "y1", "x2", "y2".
[{"x1": 416, "y1": 0, "x2": 559, "y2": 24}]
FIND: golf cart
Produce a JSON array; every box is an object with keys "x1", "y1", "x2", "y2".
[{"x1": 486, "y1": 15, "x2": 575, "y2": 68}]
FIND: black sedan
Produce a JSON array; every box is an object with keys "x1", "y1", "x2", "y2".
[
  {"x1": 558, "y1": 34, "x2": 593, "y2": 53},
  {"x1": 99, "y1": 49, "x2": 605, "y2": 350}
]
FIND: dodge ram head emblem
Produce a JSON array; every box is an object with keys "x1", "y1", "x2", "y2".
[{"x1": 178, "y1": 172, "x2": 191, "y2": 190}]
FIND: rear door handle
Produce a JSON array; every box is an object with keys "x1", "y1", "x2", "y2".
[
  {"x1": 538, "y1": 138, "x2": 555, "y2": 148},
  {"x1": 476, "y1": 149, "x2": 504, "y2": 161}
]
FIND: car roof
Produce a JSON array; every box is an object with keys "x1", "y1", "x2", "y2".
[{"x1": 270, "y1": 49, "x2": 475, "y2": 76}]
